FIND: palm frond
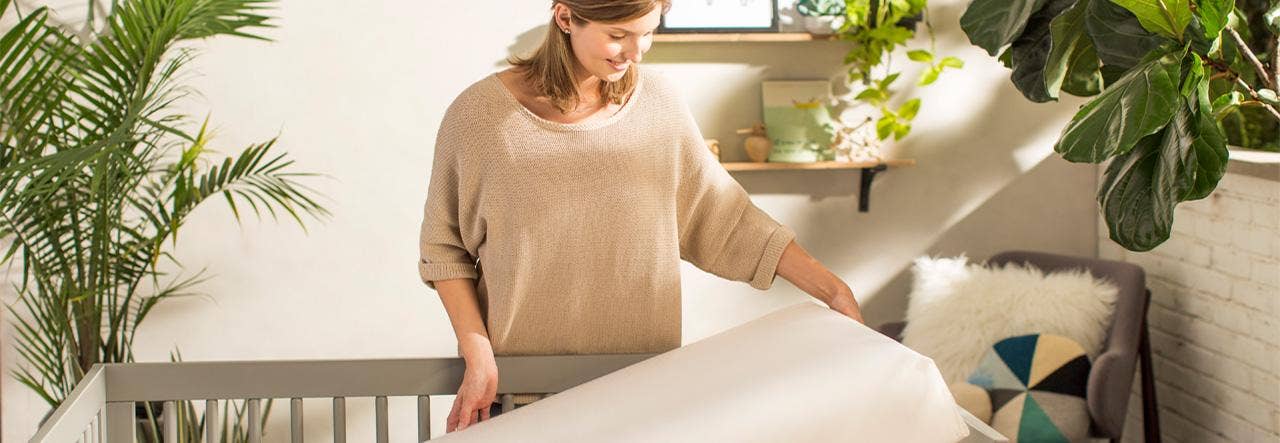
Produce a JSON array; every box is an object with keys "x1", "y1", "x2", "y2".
[{"x1": 2, "y1": 0, "x2": 325, "y2": 418}]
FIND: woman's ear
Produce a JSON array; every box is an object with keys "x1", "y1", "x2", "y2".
[{"x1": 552, "y1": 4, "x2": 572, "y2": 32}]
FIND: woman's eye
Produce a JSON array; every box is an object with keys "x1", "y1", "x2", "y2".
[{"x1": 611, "y1": 34, "x2": 625, "y2": 39}]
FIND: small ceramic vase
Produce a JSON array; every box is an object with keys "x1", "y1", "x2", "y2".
[{"x1": 736, "y1": 123, "x2": 773, "y2": 163}]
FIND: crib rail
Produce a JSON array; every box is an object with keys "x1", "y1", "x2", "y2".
[{"x1": 31, "y1": 354, "x2": 656, "y2": 443}]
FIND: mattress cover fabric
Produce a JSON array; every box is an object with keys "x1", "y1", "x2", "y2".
[{"x1": 435, "y1": 302, "x2": 970, "y2": 442}]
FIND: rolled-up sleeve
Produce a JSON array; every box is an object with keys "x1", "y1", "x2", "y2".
[
  {"x1": 418, "y1": 110, "x2": 479, "y2": 291},
  {"x1": 674, "y1": 106, "x2": 796, "y2": 290}
]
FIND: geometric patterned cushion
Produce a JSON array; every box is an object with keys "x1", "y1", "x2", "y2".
[{"x1": 967, "y1": 334, "x2": 1092, "y2": 442}]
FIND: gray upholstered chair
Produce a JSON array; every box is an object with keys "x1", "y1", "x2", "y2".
[{"x1": 877, "y1": 250, "x2": 1160, "y2": 443}]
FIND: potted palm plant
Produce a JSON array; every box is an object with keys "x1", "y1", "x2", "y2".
[{"x1": 0, "y1": 0, "x2": 328, "y2": 439}]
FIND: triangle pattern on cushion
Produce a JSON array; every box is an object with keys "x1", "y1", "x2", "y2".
[
  {"x1": 995, "y1": 334, "x2": 1039, "y2": 386},
  {"x1": 990, "y1": 392, "x2": 1027, "y2": 441},
  {"x1": 1031, "y1": 356, "x2": 1091, "y2": 398},
  {"x1": 990, "y1": 388, "x2": 1024, "y2": 412},
  {"x1": 1018, "y1": 393, "x2": 1070, "y2": 443},
  {"x1": 1028, "y1": 391, "x2": 1091, "y2": 441},
  {"x1": 1028, "y1": 334, "x2": 1087, "y2": 387},
  {"x1": 969, "y1": 350, "x2": 1027, "y2": 391}
]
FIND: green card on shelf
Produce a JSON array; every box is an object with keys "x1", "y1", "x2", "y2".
[{"x1": 762, "y1": 80, "x2": 838, "y2": 163}]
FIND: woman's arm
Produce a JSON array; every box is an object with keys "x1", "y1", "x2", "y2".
[
  {"x1": 775, "y1": 240, "x2": 865, "y2": 324},
  {"x1": 436, "y1": 278, "x2": 492, "y2": 359},
  {"x1": 434, "y1": 278, "x2": 499, "y2": 432}
]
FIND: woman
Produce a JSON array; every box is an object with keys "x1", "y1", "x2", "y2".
[{"x1": 418, "y1": 0, "x2": 865, "y2": 434}]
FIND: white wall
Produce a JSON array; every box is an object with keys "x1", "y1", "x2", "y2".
[
  {"x1": 3, "y1": 0, "x2": 1099, "y2": 440},
  {"x1": 1102, "y1": 165, "x2": 1280, "y2": 442}
]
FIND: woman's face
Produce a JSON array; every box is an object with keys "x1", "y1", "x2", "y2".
[{"x1": 555, "y1": 4, "x2": 662, "y2": 83}]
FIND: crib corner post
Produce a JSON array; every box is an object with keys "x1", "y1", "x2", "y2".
[{"x1": 105, "y1": 402, "x2": 136, "y2": 443}]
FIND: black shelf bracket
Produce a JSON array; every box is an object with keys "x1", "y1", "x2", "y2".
[{"x1": 858, "y1": 164, "x2": 888, "y2": 212}]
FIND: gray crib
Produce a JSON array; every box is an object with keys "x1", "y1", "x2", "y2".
[
  {"x1": 31, "y1": 353, "x2": 1006, "y2": 442},
  {"x1": 29, "y1": 354, "x2": 653, "y2": 442}
]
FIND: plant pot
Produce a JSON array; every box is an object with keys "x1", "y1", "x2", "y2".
[{"x1": 803, "y1": 15, "x2": 843, "y2": 35}]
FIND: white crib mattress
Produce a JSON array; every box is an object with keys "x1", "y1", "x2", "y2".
[{"x1": 435, "y1": 301, "x2": 971, "y2": 442}]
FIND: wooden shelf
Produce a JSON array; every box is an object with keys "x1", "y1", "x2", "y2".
[
  {"x1": 719, "y1": 159, "x2": 915, "y2": 212},
  {"x1": 654, "y1": 32, "x2": 838, "y2": 43},
  {"x1": 720, "y1": 159, "x2": 915, "y2": 171}
]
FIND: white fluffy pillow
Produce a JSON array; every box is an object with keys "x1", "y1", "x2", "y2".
[{"x1": 901, "y1": 255, "x2": 1117, "y2": 384}]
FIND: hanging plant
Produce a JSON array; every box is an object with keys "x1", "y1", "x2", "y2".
[
  {"x1": 959, "y1": 0, "x2": 1278, "y2": 251},
  {"x1": 833, "y1": 0, "x2": 965, "y2": 141}
]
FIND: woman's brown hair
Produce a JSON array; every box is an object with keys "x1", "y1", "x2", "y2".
[{"x1": 506, "y1": 0, "x2": 672, "y2": 115}]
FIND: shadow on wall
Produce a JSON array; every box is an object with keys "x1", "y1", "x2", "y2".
[
  {"x1": 865, "y1": 155, "x2": 1101, "y2": 324},
  {"x1": 497, "y1": 25, "x2": 550, "y2": 69}
]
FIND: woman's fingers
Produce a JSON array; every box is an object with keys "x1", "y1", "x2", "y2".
[
  {"x1": 448, "y1": 361, "x2": 500, "y2": 433},
  {"x1": 456, "y1": 403, "x2": 474, "y2": 430},
  {"x1": 446, "y1": 397, "x2": 462, "y2": 433}
]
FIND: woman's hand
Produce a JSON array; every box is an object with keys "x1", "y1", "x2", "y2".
[
  {"x1": 775, "y1": 239, "x2": 866, "y2": 324},
  {"x1": 446, "y1": 338, "x2": 499, "y2": 433},
  {"x1": 826, "y1": 289, "x2": 865, "y2": 324}
]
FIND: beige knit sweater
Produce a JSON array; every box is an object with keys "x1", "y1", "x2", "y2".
[{"x1": 419, "y1": 66, "x2": 796, "y2": 360}]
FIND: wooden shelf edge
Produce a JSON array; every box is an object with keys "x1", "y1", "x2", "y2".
[
  {"x1": 654, "y1": 32, "x2": 839, "y2": 43},
  {"x1": 720, "y1": 159, "x2": 916, "y2": 171}
]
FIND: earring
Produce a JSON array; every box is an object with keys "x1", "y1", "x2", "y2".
[{"x1": 562, "y1": 28, "x2": 570, "y2": 34}]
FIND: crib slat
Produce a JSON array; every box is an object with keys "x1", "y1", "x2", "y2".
[
  {"x1": 417, "y1": 395, "x2": 431, "y2": 441},
  {"x1": 248, "y1": 399, "x2": 262, "y2": 443},
  {"x1": 89, "y1": 410, "x2": 98, "y2": 443},
  {"x1": 106, "y1": 402, "x2": 135, "y2": 443},
  {"x1": 163, "y1": 401, "x2": 178, "y2": 442},
  {"x1": 501, "y1": 394, "x2": 514, "y2": 414},
  {"x1": 206, "y1": 399, "x2": 220, "y2": 443},
  {"x1": 376, "y1": 396, "x2": 389, "y2": 443},
  {"x1": 333, "y1": 397, "x2": 347, "y2": 443},
  {"x1": 291, "y1": 397, "x2": 304, "y2": 443}
]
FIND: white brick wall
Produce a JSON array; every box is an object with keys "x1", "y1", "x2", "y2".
[{"x1": 1099, "y1": 171, "x2": 1280, "y2": 443}]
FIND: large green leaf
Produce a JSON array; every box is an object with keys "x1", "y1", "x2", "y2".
[
  {"x1": 1009, "y1": 0, "x2": 1077, "y2": 103},
  {"x1": 960, "y1": 0, "x2": 1050, "y2": 56},
  {"x1": 1184, "y1": 65, "x2": 1227, "y2": 200},
  {"x1": 1045, "y1": 0, "x2": 1105, "y2": 99},
  {"x1": 1099, "y1": 75, "x2": 1226, "y2": 251},
  {"x1": 1183, "y1": 17, "x2": 1217, "y2": 56},
  {"x1": 1054, "y1": 48, "x2": 1182, "y2": 162},
  {"x1": 1099, "y1": 131, "x2": 1168, "y2": 251},
  {"x1": 1192, "y1": 0, "x2": 1233, "y2": 38},
  {"x1": 1084, "y1": 0, "x2": 1169, "y2": 69},
  {"x1": 1153, "y1": 97, "x2": 1195, "y2": 229},
  {"x1": 1161, "y1": 54, "x2": 1225, "y2": 202},
  {"x1": 1110, "y1": 0, "x2": 1194, "y2": 40}
]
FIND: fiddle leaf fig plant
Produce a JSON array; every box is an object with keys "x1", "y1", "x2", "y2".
[
  {"x1": 960, "y1": 0, "x2": 1279, "y2": 252},
  {"x1": 834, "y1": 0, "x2": 964, "y2": 141}
]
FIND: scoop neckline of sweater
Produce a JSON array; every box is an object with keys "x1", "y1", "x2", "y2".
[{"x1": 488, "y1": 69, "x2": 644, "y2": 132}]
